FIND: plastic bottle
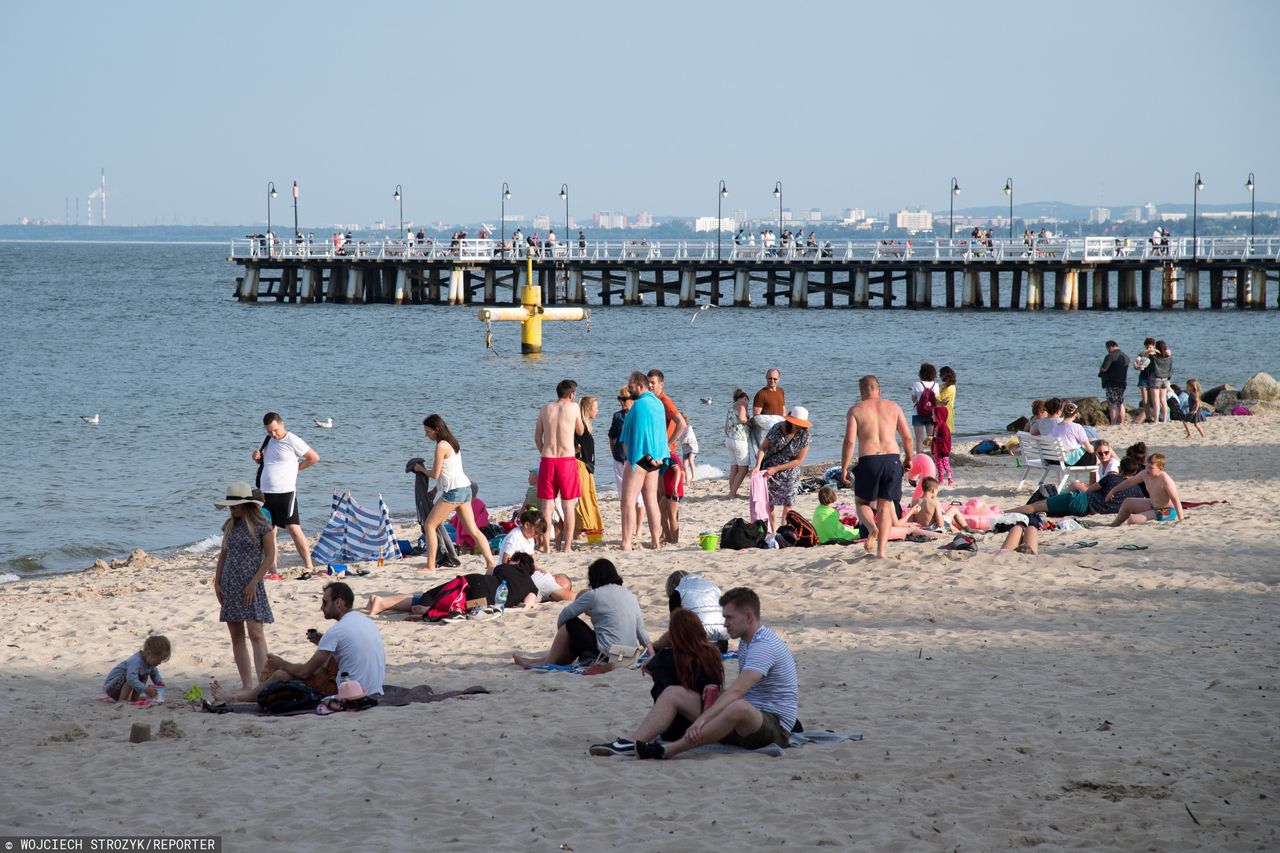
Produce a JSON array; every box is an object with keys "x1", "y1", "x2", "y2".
[
  {"x1": 338, "y1": 671, "x2": 349, "y2": 687},
  {"x1": 495, "y1": 580, "x2": 508, "y2": 614}
]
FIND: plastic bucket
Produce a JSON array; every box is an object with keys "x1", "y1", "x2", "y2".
[
  {"x1": 586, "y1": 532, "x2": 604, "y2": 544},
  {"x1": 699, "y1": 533, "x2": 720, "y2": 552}
]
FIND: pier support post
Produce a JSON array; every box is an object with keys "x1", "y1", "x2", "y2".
[
  {"x1": 1209, "y1": 268, "x2": 1223, "y2": 309},
  {"x1": 1058, "y1": 269, "x2": 1077, "y2": 310},
  {"x1": 393, "y1": 268, "x2": 409, "y2": 304},
  {"x1": 624, "y1": 269, "x2": 641, "y2": 304},
  {"x1": 568, "y1": 269, "x2": 584, "y2": 304},
  {"x1": 1251, "y1": 268, "x2": 1267, "y2": 309},
  {"x1": 1027, "y1": 269, "x2": 1043, "y2": 310},
  {"x1": 853, "y1": 269, "x2": 870, "y2": 307},
  {"x1": 944, "y1": 270, "x2": 956, "y2": 308},
  {"x1": 303, "y1": 266, "x2": 321, "y2": 303},
  {"x1": 766, "y1": 270, "x2": 778, "y2": 306},
  {"x1": 910, "y1": 269, "x2": 930, "y2": 309},
  {"x1": 239, "y1": 265, "x2": 261, "y2": 302},
  {"x1": 447, "y1": 268, "x2": 465, "y2": 305},
  {"x1": 790, "y1": 270, "x2": 809, "y2": 306},
  {"x1": 346, "y1": 268, "x2": 365, "y2": 303},
  {"x1": 1140, "y1": 268, "x2": 1152, "y2": 309},
  {"x1": 1092, "y1": 268, "x2": 1109, "y2": 310},
  {"x1": 1010, "y1": 269, "x2": 1022, "y2": 309},
  {"x1": 483, "y1": 268, "x2": 498, "y2": 303},
  {"x1": 734, "y1": 269, "x2": 750, "y2": 306},
  {"x1": 987, "y1": 270, "x2": 1000, "y2": 309},
  {"x1": 823, "y1": 270, "x2": 834, "y2": 307},
  {"x1": 1117, "y1": 269, "x2": 1134, "y2": 308},
  {"x1": 600, "y1": 269, "x2": 612, "y2": 305},
  {"x1": 1182, "y1": 267, "x2": 1199, "y2": 309},
  {"x1": 962, "y1": 269, "x2": 980, "y2": 308},
  {"x1": 679, "y1": 269, "x2": 698, "y2": 307},
  {"x1": 1235, "y1": 268, "x2": 1248, "y2": 308}
]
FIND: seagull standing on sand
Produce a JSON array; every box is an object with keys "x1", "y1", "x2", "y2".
[
  {"x1": 689, "y1": 304, "x2": 716, "y2": 326},
  {"x1": 80, "y1": 414, "x2": 100, "y2": 425},
  {"x1": 314, "y1": 418, "x2": 334, "y2": 429}
]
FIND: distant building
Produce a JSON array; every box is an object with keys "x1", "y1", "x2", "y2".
[
  {"x1": 1158, "y1": 212, "x2": 1188, "y2": 222},
  {"x1": 1143, "y1": 202, "x2": 1157, "y2": 221},
  {"x1": 807, "y1": 208, "x2": 822, "y2": 223},
  {"x1": 1088, "y1": 207, "x2": 1111, "y2": 224},
  {"x1": 532, "y1": 214, "x2": 551, "y2": 230},
  {"x1": 1120, "y1": 207, "x2": 1144, "y2": 223},
  {"x1": 781, "y1": 209, "x2": 793, "y2": 223},
  {"x1": 694, "y1": 216, "x2": 737, "y2": 232},
  {"x1": 893, "y1": 209, "x2": 933, "y2": 232},
  {"x1": 593, "y1": 211, "x2": 627, "y2": 229},
  {"x1": 842, "y1": 208, "x2": 867, "y2": 225},
  {"x1": 633, "y1": 211, "x2": 654, "y2": 228},
  {"x1": 501, "y1": 213, "x2": 524, "y2": 222}
]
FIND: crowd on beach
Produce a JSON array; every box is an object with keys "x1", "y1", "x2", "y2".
[{"x1": 100, "y1": 342, "x2": 1204, "y2": 756}]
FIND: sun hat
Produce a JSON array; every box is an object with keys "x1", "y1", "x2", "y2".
[
  {"x1": 784, "y1": 406, "x2": 812, "y2": 429},
  {"x1": 214, "y1": 482, "x2": 264, "y2": 509},
  {"x1": 336, "y1": 678, "x2": 367, "y2": 701}
]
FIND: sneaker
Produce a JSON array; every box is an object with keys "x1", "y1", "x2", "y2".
[
  {"x1": 634, "y1": 738, "x2": 667, "y2": 760},
  {"x1": 589, "y1": 738, "x2": 635, "y2": 757}
]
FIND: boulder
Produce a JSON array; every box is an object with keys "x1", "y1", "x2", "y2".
[
  {"x1": 1006, "y1": 415, "x2": 1029, "y2": 433},
  {"x1": 1213, "y1": 390, "x2": 1242, "y2": 414},
  {"x1": 1241, "y1": 372, "x2": 1280, "y2": 402},
  {"x1": 1072, "y1": 396, "x2": 1109, "y2": 428},
  {"x1": 1202, "y1": 384, "x2": 1234, "y2": 407}
]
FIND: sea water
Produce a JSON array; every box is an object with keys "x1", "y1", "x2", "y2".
[{"x1": 0, "y1": 239, "x2": 1274, "y2": 579}]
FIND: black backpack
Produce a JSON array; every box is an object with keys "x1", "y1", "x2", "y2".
[
  {"x1": 720, "y1": 517, "x2": 768, "y2": 550},
  {"x1": 256, "y1": 680, "x2": 323, "y2": 715}
]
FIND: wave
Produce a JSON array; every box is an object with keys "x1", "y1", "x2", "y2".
[
  {"x1": 695, "y1": 463, "x2": 726, "y2": 479},
  {"x1": 0, "y1": 573, "x2": 20, "y2": 584},
  {"x1": 178, "y1": 535, "x2": 222, "y2": 555}
]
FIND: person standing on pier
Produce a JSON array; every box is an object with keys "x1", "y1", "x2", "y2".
[
  {"x1": 750, "y1": 368, "x2": 786, "y2": 458},
  {"x1": 535, "y1": 380, "x2": 585, "y2": 553},
  {"x1": 253, "y1": 412, "x2": 319, "y2": 576},
  {"x1": 839, "y1": 376, "x2": 913, "y2": 560}
]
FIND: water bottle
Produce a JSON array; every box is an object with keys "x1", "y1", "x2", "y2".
[
  {"x1": 338, "y1": 671, "x2": 349, "y2": 688},
  {"x1": 495, "y1": 580, "x2": 508, "y2": 614}
]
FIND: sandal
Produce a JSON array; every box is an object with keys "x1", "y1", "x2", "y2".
[
  {"x1": 201, "y1": 699, "x2": 232, "y2": 715},
  {"x1": 1069, "y1": 541, "x2": 1098, "y2": 549},
  {"x1": 1116, "y1": 544, "x2": 1149, "y2": 551}
]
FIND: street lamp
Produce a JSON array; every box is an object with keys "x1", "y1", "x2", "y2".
[
  {"x1": 291, "y1": 180, "x2": 299, "y2": 240},
  {"x1": 1246, "y1": 172, "x2": 1256, "y2": 243},
  {"x1": 949, "y1": 178, "x2": 960, "y2": 240},
  {"x1": 717, "y1": 180, "x2": 728, "y2": 261},
  {"x1": 1003, "y1": 178, "x2": 1014, "y2": 240},
  {"x1": 266, "y1": 181, "x2": 277, "y2": 240},
  {"x1": 1192, "y1": 172, "x2": 1204, "y2": 261},
  {"x1": 773, "y1": 181, "x2": 783, "y2": 248},
  {"x1": 393, "y1": 184, "x2": 403, "y2": 237},
  {"x1": 500, "y1": 182, "x2": 511, "y2": 260},
  {"x1": 559, "y1": 184, "x2": 569, "y2": 256}
]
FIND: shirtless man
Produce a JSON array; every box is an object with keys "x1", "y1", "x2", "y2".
[
  {"x1": 839, "y1": 375, "x2": 913, "y2": 558},
  {"x1": 535, "y1": 379, "x2": 585, "y2": 552},
  {"x1": 1106, "y1": 452, "x2": 1185, "y2": 526},
  {"x1": 647, "y1": 369, "x2": 687, "y2": 545}
]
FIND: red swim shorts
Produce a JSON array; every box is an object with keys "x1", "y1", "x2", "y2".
[{"x1": 537, "y1": 456, "x2": 581, "y2": 500}]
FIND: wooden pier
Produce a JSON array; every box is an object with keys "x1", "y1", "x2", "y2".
[{"x1": 229, "y1": 237, "x2": 1280, "y2": 310}]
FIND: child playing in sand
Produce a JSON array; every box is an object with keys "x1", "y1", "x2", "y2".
[
  {"x1": 811, "y1": 486, "x2": 861, "y2": 544},
  {"x1": 677, "y1": 413, "x2": 698, "y2": 483},
  {"x1": 104, "y1": 635, "x2": 170, "y2": 702},
  {"x1": 1106, "y1": 452, "x2": 1185, "y2": 525},
  {"x1": 1183, "y1": 379, "x2": 1207, "y2": 439},
  {"x1": 903, "y1": 477, "x2": 972, "y2": 533}
]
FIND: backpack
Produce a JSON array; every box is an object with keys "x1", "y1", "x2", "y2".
[
  {"x1": 720, "y1": 517, "x2": 768, "y2": 550},
  {"x1": 424, "y1": 575, "x2": 469, "y2": 621},
  {"x1": 915, "y1": 384, "x2": 938, "y2": 418},
  {"x1": 783, "y1": 510, "x2": 819, "y2": 547},
  {"x1": 774, "y1": 525, "x2": 798, "y2": 548},
  {"x1": 256, "y1": 680, "x2": 323, "y2": 715}
]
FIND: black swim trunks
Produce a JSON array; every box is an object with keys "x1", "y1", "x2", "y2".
[
  {"x1": 261, "y1": 491, "x2": 300, "y2": 528},
  {"x1": 853, "y1": 454, "x2": 903, "y2": 504}
]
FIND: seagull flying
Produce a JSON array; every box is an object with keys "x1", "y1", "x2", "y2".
[
  {"x1": 80, "y1": 414, "x2": 100, "y2": 425},
  {"x1": 700, "y1": 398, "x2": 714, "y2": 405},
  {"x1": 314, "y1": 418, "x2": 334, "y2": 429},
  {"x1": 689, "y1": 304, "x2": 716, "y2": 326}
]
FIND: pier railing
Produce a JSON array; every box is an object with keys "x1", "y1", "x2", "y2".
[{"x1": 230, "y1": 235, "x2": 1280, "y2": 264}]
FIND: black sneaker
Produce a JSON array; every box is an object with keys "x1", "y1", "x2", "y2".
[
  {"x1": 634, "y1": 738, "x2": 667, "y2": 760},
  {"x1": 589, "y1": 738, "x2": 635, "y2": 757}
]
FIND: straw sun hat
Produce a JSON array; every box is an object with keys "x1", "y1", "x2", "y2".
[{"x1": 214, "y1": 482, "x2": 264, "y2": 509}]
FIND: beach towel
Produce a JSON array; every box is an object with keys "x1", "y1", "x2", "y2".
[
  {"x1": 688, "y1": 729, "x2": 863, "y2": 758},
  {"x1": 212, "y1": 684, "x2": 489, "y2": 715},
  {"x1": 311, "y1": 491, "x2": 401, "y2": 566},
  {"x1": 748, "y1": 471, "x2": 770, "y2": 527},
  {"x1": 574, "y1": 459, "x2": 604, "y2": 539}
]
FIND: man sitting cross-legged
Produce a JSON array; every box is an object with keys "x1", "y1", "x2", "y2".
[{"x1": 590, "y1": 586, "x2": 797, "y2": 760}]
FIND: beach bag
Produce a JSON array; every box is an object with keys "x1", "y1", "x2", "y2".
[
  {"x1": 783, "y1": 510, "x2": 819, "y2": 547},
  {"x1": 969, "y1": 439, "x2": 1001, "y2": 455},
  {"x1": 257, "y1": 680, "x2": 323, "y2": 715},
  {"x1": 915, "y1": 385, "x2": 937, "y2": 418},
  {"x1": 425, "y1": 575, "x2": 469, "y2": 622},
  {"x1": 720, "y1": 517, "x2": 767, "y2": 551}
]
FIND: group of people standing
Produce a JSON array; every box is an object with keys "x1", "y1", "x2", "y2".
[{"x1": 1098, "y1": 337, "x2": 1204, "y2": 435}]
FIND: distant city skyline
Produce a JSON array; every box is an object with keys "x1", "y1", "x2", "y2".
[{"x1": 3, "y1": 1, "x2": 1277, "y2": 226}]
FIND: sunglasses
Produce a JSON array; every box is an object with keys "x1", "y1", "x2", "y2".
[{"x1": 617, "y1": 396, "x2": 630, "y2": 402}]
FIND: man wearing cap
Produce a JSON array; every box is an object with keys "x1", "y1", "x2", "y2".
[
  {"x1": 750, "y1": 405, "x2": 812, "y2": 532},
  {"x1": 252, "y1": 412, "x2": 319, "y2": 575},
  {"x1": 211, "y1": 581, "x2": 385, "y2": 703},
  {"x1": 839, "y1": 375, "x2": 913, "y2": 559}
]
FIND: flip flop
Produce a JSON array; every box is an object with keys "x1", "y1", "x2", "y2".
[
  {"x1": 1069, "y1": 541, "x2": 1098, "y2": 549},
  {"x1": 1116, "y1": 544, "x2": 1149, "y2": 551},
  {"x1": 296, "y1": 572, "x2": 313, "y2": 580},
  {"x1": 201, "y1": 699, "x2": 232, "y2": 714},
  {"x1": 265, "y1": 573, "x2": 284, "y2": 581}
]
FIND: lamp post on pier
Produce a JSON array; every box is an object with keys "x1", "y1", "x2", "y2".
[
  {"x1": 559, "y1": 184, "x2": 569, "y2": 257},
  {"x1": 773, "y1": 181, "x2": 783, "y2": 248},
  {"x1": 266, "y1": 182, "x2": 277, "y2": 246},
  {"x1": 949, "y1": 178, "x2": 960, "y2": 240},
  {"x1": 393, "y1": 185, "x2": 404, "y2": 240},
  {"x1": 500, "y1": 182, "x2": 511, "y2": 260},
  {"x1": 1246, "y1": 172, "x2": 1256, "y2": 247},
  {"x1": 1192, "y1": 172, "x2": 1204, "y2": 261},
  {"x1": 717, "y1": 180, "x2": 728, "y2": 262},
  {"x1": 291, "y1": 181, "x2": 299, "y2": 240},
  {"x1": 1003, "y1": 178, "x2": 1014, "y2": 240}
]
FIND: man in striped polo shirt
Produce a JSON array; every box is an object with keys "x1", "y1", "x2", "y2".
[{"x1": 596, "y1": 586, "x2": 797, "y2": 759}]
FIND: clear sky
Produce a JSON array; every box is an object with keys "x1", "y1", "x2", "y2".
[{"x1": 3, "y1": 0, "x2": 1277, "y2": 227}]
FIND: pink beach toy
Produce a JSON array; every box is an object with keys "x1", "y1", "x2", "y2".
[{"x1": 908, "y1": 453, "x2": 938, "y2": 499}]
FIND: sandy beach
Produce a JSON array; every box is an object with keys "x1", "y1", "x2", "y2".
[{"x1": 1, "y1": 414, "x2": 1276, "y2": 852}]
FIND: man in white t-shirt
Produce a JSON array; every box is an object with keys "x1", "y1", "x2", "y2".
[
  {"x1": 530, "y1": 569, "x2": 576, "y2": 602},
  {"x1": 212, "y1": 582, "x2": 386, "y2": 702},
  {"x1": 253, "y1": 411, "x2": 320, "y2": 574}
]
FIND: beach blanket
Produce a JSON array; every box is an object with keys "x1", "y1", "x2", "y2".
[
  {"x1": 311, "y1": 490, "x2": 401, "y2": 566},
  {"x1": 688, "y1": 729, "x2": 863, "y2": 758},
  {"x1": 214, "y1": 683, "x2": 489, "y2": 715},
  {"x1": 526, "y1": 651, "x2": 737, "y2": 676}
]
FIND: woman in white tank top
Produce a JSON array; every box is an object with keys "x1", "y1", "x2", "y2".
[{"x1": 417, "y1": 414, "x2": 496, "y2": 572}]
